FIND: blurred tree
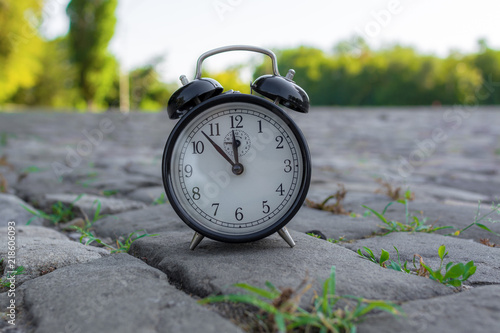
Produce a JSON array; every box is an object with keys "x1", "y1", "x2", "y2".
[
  {"x1": 253, "y1": 42, "x2": 487, "y2": 107},
  {"x1": 0, "y1": 0, "x2": 44, "y2": 104},
  {"x1": 66, "y1": 0, "x2": 118, "y2": 111},
  {"x1": 130, "y1": 59, "x2": 173, "y2": 111},
  {"x1": 470, "y1": 40, "x2": 500, "y2": 104},
  {"x1": 254, "y1": 46, "x2": 329, "y2": 103},
  {"x1": 12, "y1": 37, "x2": 85, "y2": 108},
  {"x1": 203, "y1": 65, "x2": 250, "y2": 94}
]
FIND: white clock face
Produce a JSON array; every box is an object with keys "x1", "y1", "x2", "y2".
[{"x1": 167, "y1": 100, "x2": 307, "y2": 238}]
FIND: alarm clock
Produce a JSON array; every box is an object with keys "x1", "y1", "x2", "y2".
[{"x1": 162, "y1": 45, "x2": 311, "y2": 250}]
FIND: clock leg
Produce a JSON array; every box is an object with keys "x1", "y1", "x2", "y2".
[
  {"x1": 277, "y1": 227, "x2": 295, "y2": 248},
  {"x1": 189, "y1": 232, "x2": 204, "y2": 250}
]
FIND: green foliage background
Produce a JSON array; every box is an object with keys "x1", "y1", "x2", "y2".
[
  {"x1": 254, "y1": 42, "x2": 500, "y2": 106},
  {"x1": 1, "y1": 1, "x2": 500, "y2": 111}
]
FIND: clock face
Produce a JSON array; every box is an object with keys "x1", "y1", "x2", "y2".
[{"x1": 163, "y1": 94, "x2": 310, "y2": 242}]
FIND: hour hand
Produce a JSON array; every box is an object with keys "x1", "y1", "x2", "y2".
[{"x1": 201, "y1": 131, "x2": 234, "y2": 166}]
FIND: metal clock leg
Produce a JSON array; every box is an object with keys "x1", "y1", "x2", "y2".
[
  {"x1": 189, "y1": 232, "x2": 204, "y2": 250},
  {"x1": 277, "y1": 227, "x2": 295, "y2": 248}
]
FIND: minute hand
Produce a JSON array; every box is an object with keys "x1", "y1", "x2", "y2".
[
  {"x1": 201, "y1": 131, "x2": 235, "y2": 166},
  {"x1": 231, "y1": 130, "x2": 239, "y2": 164}
]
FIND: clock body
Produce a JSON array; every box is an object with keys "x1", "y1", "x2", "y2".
[{"x1": 162, "y1": 93, "x2": 311, "y2": 243}]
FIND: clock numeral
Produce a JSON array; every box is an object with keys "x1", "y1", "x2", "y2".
[
  {"x1": 230, "y1": 115, "x2": 243, "y2": 129},
  {"x1": 192, "y1": 141, "x2": 205, "y2": 154},
  {"x1": 192, "y1": 187, "x2": 201, "y2": 200},
  {"x1": 284, "y1": 159, "x2": 292, "y2": 173},
  {"x1": 262, "y1": 200, "x2": 270, "y2": 214},
  {"x1": 275, "y1": 136, "x2": 284, "y2": 149},
  {"x1": 235, "y1": 207, "x2": 244, "y2": 221},
  {"x1": 276, "y1": 183, "x2": 285, "y2": 196},
  {"x1": 212, "y1": 203, "x2": 219, "y2": 216},
  {"x1": 257, "y1": 120, "x2": 263, "y2": 133},
  {"x1": 209, "y1": 123, "x2": 220, "y2": 136},
  {"x1": 184, "y1": 164, "x2": 193, "y2": 177}
]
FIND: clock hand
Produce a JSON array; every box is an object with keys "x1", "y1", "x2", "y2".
[
  {"x1": 201, "y1": 131, "x2": 235, "y2": 166},
  {"x1": 231, "y1": 130, "x2": 239, "y2": 164}
]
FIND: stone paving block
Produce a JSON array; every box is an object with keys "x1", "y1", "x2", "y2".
[
  {"x1": 357, "y1": 285, "x2": 500, "y2": 333},
  {"x1": 0, "y1": 193, "x2": 44, "y2": 226},
  {"x1": 342, "y1": 232, "x2": 500, "y2": 284},
  {"x1": 288, "y1": 206, "x2": 384, "y2": 240},
  {"x1": 14, "y1": 254, "x2": 243, "y2": 333},
  {"x1": 124, "y1": 162, "x2": 163, "y2": 181},
  {"x1": 79, "y1": 171, "x2": 161, "y2": 193},
  {"x1": 435, "y1": 174, "x2": 500, "y2": 200},
  {"x1": 92, "y1": 204, "x2": 185, "y2": 239},
  {"x1": 13, "y1": 170, "x2": 99, "y2": 202},
  {"x1": 43, "y1": 193, "x2": 147, "y2": 217},
  {"x1": 0, "y1": 225, "x2": 108, "y2": 285},
  {"x1": 342, "y1": 199, "x2": 500, "y2": 244},
  {"x1": 126, "y1": 186, "x2": 165, "y2": 204},
  {"x1": 129, "y1": 229, "x2": 453, "y2": 308}
]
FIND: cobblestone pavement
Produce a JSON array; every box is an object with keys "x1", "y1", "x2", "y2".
[{"x1": 0, "y1": 107, "x2": 499, "y2": 333}]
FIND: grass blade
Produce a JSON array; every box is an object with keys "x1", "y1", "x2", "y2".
[
  {"x1": 361, "y1": 205, "x2": 389, "y2": 224},
  {"x1": 233, "y1": 283, "x2": 278, "y2": 300}
]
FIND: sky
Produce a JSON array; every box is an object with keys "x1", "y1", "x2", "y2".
[{"x1": 41, "y1": 0, "x2": 500, "y2": 84}]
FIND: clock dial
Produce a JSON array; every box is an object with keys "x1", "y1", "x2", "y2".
[{"x1": 164, "y1": 95, "x2": 310, "y2": 242}]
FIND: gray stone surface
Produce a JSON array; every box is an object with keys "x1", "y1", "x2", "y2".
[
  {"x1": 129, "y1": 229, "x2": 453, "y2": 308},
  {"x1": 0, "y1": 193, "x2": 44, "y2": 226},
  {"x1": 15, "y1": 254, "x2": 243, "y2": 333},
  {"x1": 127, "y1": 186, "x2": 165, "y2": 204},
  {"x1": 1, "y1": 109, "x2": 500, "y2": 332},
  {"x1": 344, "y1": 199, "x2": 500, "y2": 244},
  {"x1": 5, "y1": 225, "x2": 69, "y2": 240},
  {"x1": 342, "y1": 232, "x2": 500, "y2": 284},
  {"x1": 43, "y1": 193, "x2": 147, "y2": 217},
  {"x1": 92, "y1": 204, "x2": 186, "y2": 239},
  {"x1": 13, "y1": 169, "x2": 100, "y2": 202},
  {"x1": 288, "y1": 205, "x2": 384, "y2": 240},
  {"x1": 0, "y1": 225, "x2": 108, "y2": 284},
  {"x1": 358, "y1": 285, "x2": 500, "y2": 333}
]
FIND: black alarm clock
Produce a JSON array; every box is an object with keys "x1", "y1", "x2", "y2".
[{"x1": 162, "y1": 45, "x2": 311, "y2": 250}]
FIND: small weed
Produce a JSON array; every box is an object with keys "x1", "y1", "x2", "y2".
[
  {"x1": 0, "y1": 133, "x2": 7, "y2": 147},
  {"x1": 479, "y1": 238, "x2": 498, "y2": 247},
  {"x1": 77, "y1": 172, "x2": 99, "y2": 187},
  {"x1": 306, "y1": 232, "x2": 322, "y2": 239},
  {"x1": 200, "y1": 266, "x2": 402, "y2": 333},
  {"x1": 70, "y1": 199, "x2": 158, "y2": 253},
  {"x1": 102, "y1": 189, "x2": 118, "y2": 197},
  {"x1": 305, "y1": 184, "x2": 350, "y2": 215},
  {"x1": 449, "y1": 200, "x2": 500, "y2": 237},
  {"x1": 17, "y1": 166, "x2": 45, "y2": 183},
  {"x1": 374, "y1": 178, "x2": 414, "y2": 201},
  {"x1": 0, "y1": 260, "x2": 25, "y2": 289},
  {"x1": 0, "y1": 155, "x2": 14, "y2": 171},
  {"x1": 357, "y1": 245, "x2": 477, "y2": 288},
  {"x1": 363, "y1": 199, "x2": 453, "y2": 235},
  {"x1": 357, "y1": 246, "x2": 411, "y2": 274},
  {"x1": 327, "y1": 236, "x2": 347, "y2": 244},
  {"x1": 152, "y1": 193, "x2": 167, "y2": 205},
  {"x1": 307, "y1": 232, "x2": 348, "y2": 244},
  {"x1": 22, "y1": 166, "x2": 43, "y2": 173},
  {"x1": 414, "y1": 245, "x2": 476, "y2": 287},
  {"x1": 0, "y1": 173, "x2": 7, "y2": 193},
  {"x1": 75, "y1": 228, "x2": 158, "y2": 253},
  {"x1": 23, "y1": 194, "x2": 84, "y2": 225}
]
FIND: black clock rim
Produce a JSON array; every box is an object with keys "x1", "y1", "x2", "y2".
[{"x1": 162, "y1": 93, "x2": 311, "y2": 243}]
